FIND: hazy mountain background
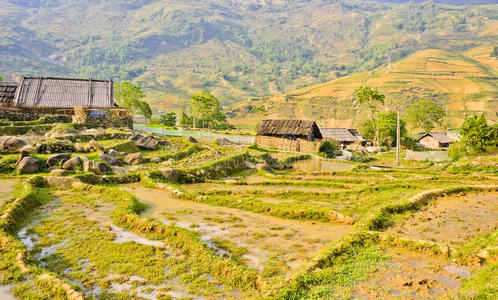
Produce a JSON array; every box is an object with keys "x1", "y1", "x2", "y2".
[{"x1": 0, "y1": 0, "x2": 496, "y2": 128}]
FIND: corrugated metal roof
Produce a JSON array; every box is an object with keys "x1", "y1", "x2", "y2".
[
  {"x1": 0, "y1": 82, "x2": 17, "y2": 104},
  {"x1": 14, "y1": 77, "x2": 114, "y2": 108},
  {"x1": 418, "y1": 132, "x2": 451, "y2": 144},
  {"x1": 320, "y1": 128, "x2": 361, "y2": 142},
  {"x1": 257, "y1": 119, "x2": 322, "y2": 139}
]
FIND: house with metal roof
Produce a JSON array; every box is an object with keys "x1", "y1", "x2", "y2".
[
  {"x1": 256, "y1": 119, "x2": 323, "y2": 152},
  {"x1": 417, "y1": 132, "x2": 452, "y2": 149},
  {"x1": 14, "y1": 76, "x2": 115, "y2": 110},
  {"x1": 320, "y1": 128, "x2": 364, "y2": 146},
  {"x1": 0, "y1": 82, "x2": 18, "y2": 107}
]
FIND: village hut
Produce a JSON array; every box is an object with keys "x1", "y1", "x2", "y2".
[
  {"x1": 320, "y1": 128, "x2": 365, "y2": 147},
  {"x1": 0, "y1": 82, "x2": 18, "y2": 107},
  {"x1": 417, "y1": 132, "x2": 451, "y2": 149},
  {"x1": 256, "y1": 119, "x2": 323, "y2": 152}
]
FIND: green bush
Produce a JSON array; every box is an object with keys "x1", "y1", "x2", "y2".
[
  {"x1": 319, "y1": 141, "x2": 339, "y2": 158},
  {"x1": 448, "y1": 143, "x2": 467, "y2": 161}
]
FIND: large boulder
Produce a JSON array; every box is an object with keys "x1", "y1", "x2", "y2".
[
  {"x1": 129, "y1": 133, "x2": 163, "y2": 150},
  {"x1": 50, "y1": 169, "x2": 69, "y2": 176},
  {"x1": 108, "y1": 149, "x2": 123, "y2": 157},
  {"x1": 0, "y1": 136, "x2": 28, "y2": 152},
  {"x1": 17, "y1": 156, "x2": 40, "y2": 174},
  {"x1": 216, "y1": 138, "x2": 235, "y2": 146},
  {"x1": 124, "y1": 153, "x2": 143, "y2": 165},
  {"x1": 45, "y1": 153, "x2": 72, "y2": 167},
  {"x1": 83, "y1": 160, "x2": 109, "y2": 175},
  {"x1": 74, "y1": 143, "x2": 86, "y2": 153},
  {"x1": 160, "y1": 168, "x2": 183, "y2": 182},
  {"x1": 86, "y1": 140, "x2": 103, "y2": 152},
  {"x1": 62, "y1": 157, "x2": 82, "y2": 170},
  {"x1": 99, "y1": 153, "x2": 123, "y2": 167}
]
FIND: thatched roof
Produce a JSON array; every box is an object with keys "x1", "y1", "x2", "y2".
[
  {"x1": 257, "y1": 119, "x2": 322, "y2": 140},
  {"x1": 320, "y1": 128, "x2": 363, "y2": 143},
  {"x1": 14, "y1": 76, "x2": 114, "y2": 109},
  {"x1": 418, "y1": 132, "x2": 451, "y2": 144},
  {"x1": 0, "y1": 82, "x2": 18, "y2": 104}
]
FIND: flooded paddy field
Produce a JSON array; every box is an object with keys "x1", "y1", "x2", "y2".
[
  {"x1": 124, "y1": 184, "x2": 353, "y2": 273},
  {"x1": 0, "y1": 179, "x2": 16, "y2": 206}
]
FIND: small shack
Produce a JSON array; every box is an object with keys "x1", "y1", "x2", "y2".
[
  {"x1": 0, "y1": 82, "x2": 17, "y2": 107},
  {"x1": 320, "y1": 128, "x2": 364, "y2": 147},
  {"x1": 256, "y1": 119, "x2": 323, "y2": 152},
  {"x1": 418, "y1": 132, "x2": 451, "y2": 149}
]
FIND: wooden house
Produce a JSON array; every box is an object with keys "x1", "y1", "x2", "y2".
[
  {"x1": 256, "y1": 119, "x2": 323, "y2": 152},
  {"x1": 418, "y1": 132, "x2": 451, "y2": 149},
  {"x1": 0, "y1": 82, "x2": 18, "y2": 107},
  {"x1": 320, "y1": 128, "x2": 365, "y2": 147}
]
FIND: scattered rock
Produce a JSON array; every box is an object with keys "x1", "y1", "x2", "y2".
[
  {"x1": 0, "y1": 136, "x2": 28, "y2": 152},
  {"x1": 50, "y1": 169, "x2": 69, "y2": 176},
  {"x1": 17, "y1": 156, "x2": 40, "y2": 174},
  {"x1": 74, "y1": 143, "x2": 86, "y2": 153},
  {"x1": 150, "y1": 157, "x2": 162, "y2": 163},
  {"x1": 99, "y1": 153, "x2": 123, "y2": 167},
  {"x1": 19, "y1": 144, "x2": 36, "y2": 153},
  {"x1": 245, "y1": 161, "x2": 257, "y2": 169},
  {"x1": 129, "y1": 133, "x2": 165, "y2": 150},
  {"x1": 256, "y1": 163, "x2": 273, "y2": 173},
  {"x1": 62, "y1": 157, "x2": 82, "y2": 170},
  {"x1": 124, "y1": 153, "x2": 143, "y2": 165},
  {"x1": 36, "y1": 140, "x2": 75, "y2": 154},
  {"x1": 216, "y1": 138, "x2": 235, "y2": 146},
  {"x1": 45, "y1": 176, "x2": 79, "y2": 187},
  {"x1": 83, "y1": 160, "x2": 110, "y2": 175},
  {"x1": 45, "y1": 153, "x2": 72, "y2": 167},
  {"x1": 17, "y1": 150, "x2": 31, "y2": 165},
  {"x1": 86, "y1": 139, "x2": 103, "y2": 152},
  {"x1": 108, "y1": 149, "x2": 123, "y2": 157},
  {"x1": 160, "y1": 168, "x2": 182, "y2": 182},
  {"x1": 187, "y1": 136, "x2": 199, "y2": 144}
]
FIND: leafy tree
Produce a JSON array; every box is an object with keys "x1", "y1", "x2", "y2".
[
  {"x1": 0, "y1": 75, "x2": 3, "y2": 82},
  {"x1": 360, "y1": 120, "x2": 375, "y2": 141},
  {"x1": 376, "y1": 111, "x2": 407, "y2": 147},
  {"x1": 492, "y1": 46, "x2": 498, "y2": 58},
  {"x1": 190, "y1": 90, "x2": 231, "y2": 129},
  {"x1": 319, "y1": 141, "x2": 339, "y2": 158},
  {"x1": 459, "y1": 114, "x2": 495, "y2": 152},
  {"x1": 355, "y1": 86, "x2": 385, "y2": 145},
  {"x1": 405, "y1": 99, "x2": 446, "y2": 132},
  {"x1": 160, "y1": 112, "x2": 177, "y2": 127},
  {"x1": 114, "y1": 82, "x2": 152, "y2": 120}
]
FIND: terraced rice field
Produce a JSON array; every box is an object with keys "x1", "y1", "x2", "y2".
[{"x1": 1, "y1": 137, "x2": 497, "y2": 299}]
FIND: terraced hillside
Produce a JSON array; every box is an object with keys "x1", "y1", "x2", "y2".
[
  {"x1": 229, "y1": 46, "x2": 498, "y2": 130},
  {"x1": 0, "y1": 0, "x2": 497, "y2": 109}
]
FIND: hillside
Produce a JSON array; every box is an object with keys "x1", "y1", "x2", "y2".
[
  {"x1": 0, "y1": 0, "x2": 497, "y2": 110},
  {"x1": 228, "y1": 45, "x2": 498, "y2": 130}
]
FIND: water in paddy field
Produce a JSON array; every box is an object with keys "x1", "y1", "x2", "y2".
[
  {"x1": 0, "y1": 285, "x2": 16, "y2": 300},
  {"x1": 122, "y1": 184, "x2": 353, "y2": 272},
  {"x1": 291, "y1": 157, "x2": 354, "y2": 172},
  {"x1": 0, "y1": 179, "x2": 17, "y2": 206}
]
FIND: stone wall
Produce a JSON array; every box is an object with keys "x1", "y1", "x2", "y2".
[
  {"x1": 255, "y1": 136, "x2": 321, "y2": 153},
  {"x1": 0, "y1": 111, "x2": 71, "y2": 123}
]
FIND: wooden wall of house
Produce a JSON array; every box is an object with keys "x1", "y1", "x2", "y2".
[
  {"x1": 255, "y1": 136, "x2": 320, "y2": 152},
  {"x1": 419, "y1": 136, "x2": 442, "y2": 149}
]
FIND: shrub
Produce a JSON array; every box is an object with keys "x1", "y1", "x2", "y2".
[
  {"x1": 448, "y1": 143, "x2": 467, "y2": 161},
  {"x1": 319, "y1": 141, "x2": 339, "y2": 158}
]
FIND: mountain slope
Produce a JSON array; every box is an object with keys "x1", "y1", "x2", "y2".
[
  {"x1": 229, "y1": 45, "x2": 498, "y2": 130},
  {"x1": 0, "y1": 0, "x2": 497, "y2": 110}
]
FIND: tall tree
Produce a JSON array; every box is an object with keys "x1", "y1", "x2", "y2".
[
  {"x1": 190, "y1": 90, "x2": 230, "y2": 129},
  {"x1": 405, "y1": 99, "x2": 446, "y2": 132},
  {"x1": 355, "y1": 86, "x2": 385, "y2": 145},
  {"x1": 114, "y1": 82, "x2": 152, "y2": 120},
  {"x1": 460, "y1": 114, "x2": 495, "y2": 152},
  {"x1": 376, "y1": 111, "x2": 407, "y2": 147}
]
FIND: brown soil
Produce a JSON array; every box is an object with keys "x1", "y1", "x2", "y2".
[
  {"x1": 390, "y1": 193, "x2": 498, "y2": 244},
  {"x1": 355, "y1": 249, "x2": 475, "y2": 299},
  {"x1": 122, "y1": 184, "x2": 353, "y2": 273}
]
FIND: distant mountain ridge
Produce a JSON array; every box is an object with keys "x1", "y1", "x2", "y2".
[{"x1": 0, "y1": 0, "x2": 497, "y2": 112}]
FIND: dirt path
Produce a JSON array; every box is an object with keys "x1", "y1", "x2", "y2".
[
  {"x1": 355, "y1": 249, "x2": 474, "y2": 299},
  {"x1": 390, "y1": 193, "x2": 498, "y2": 244},
  {"x1": 123, "y1": 184, "x2": 353, "y2": 272}
]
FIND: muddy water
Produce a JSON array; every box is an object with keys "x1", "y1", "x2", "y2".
[
  {"x1": 123, "y1": 184, "x2": 353, "y2": 272},
  {"x1": 291, "y1": 158, "x2": 354, "y2": 172},
  {"x1": 390, "y1": 193, "x2": 498, "y2": 244},
  {"x1": 0, "y1": 179, "x2": 16, "y2": 206},
  {"x1": 0, "y1": 286, "x2": 16, "y2": 300},
  {"x1": 355, "y1": 249, "x2": 472, "y2": 298}
]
